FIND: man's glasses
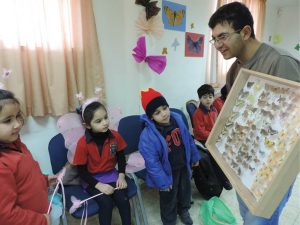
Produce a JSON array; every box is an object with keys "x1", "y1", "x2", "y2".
[{"x1": 209, "y1": 29, "x2": 242, "y2": 45}]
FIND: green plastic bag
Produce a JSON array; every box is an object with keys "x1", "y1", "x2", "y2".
[{"x1": 200, "y1": 196, "x2": 237, "y2": 225}]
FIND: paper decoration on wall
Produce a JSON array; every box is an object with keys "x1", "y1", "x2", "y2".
[
  {"x1": 132, "y1": 36, "x2": 167, "y2": 75},
  {"x1": 162, "y1": 1, "x2": 186, "y2": 32},
  {"x1": 185, "y1": 32, "x2": 204, "y2": 57},
  {"x1": 190, "y1": 23, "x2": 194, "y2": 29},
  {"x1": 2, "y1": 68, "x2": 12, "y2": 78},
  {"x1": 75, "y1": 92, "x2": 84, "y2": 101},
  {"x1": 272, "y1": 34, "x2": 282, "y2": 44},
  {"x1": 135, "y1": 0, "x2": 161, "y2": 20},
  {"x1": 171, "y1": 38, "x2": 179, "y2": 51},
  {"x1": 135, "y1": 11, "x2": 163, "y2": 39},
  {"x1": 162, "y1": 47, "x2": 168, "y2": 54},
  {"x1": 295, "y1": 43, "x2": 300, "y2": 51},
  {"x1": 0, "y1": 68, "x2": 12, "y2": 89}
]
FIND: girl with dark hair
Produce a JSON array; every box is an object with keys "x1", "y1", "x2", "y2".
[
  {"x1": 0, "y1": 89, "x2": 55, "y2": 225},
  {"x1": 73, "y1": 98, "x2": 131, "y2": 225}
]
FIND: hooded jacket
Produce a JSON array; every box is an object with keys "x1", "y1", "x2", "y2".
[{"x1": 139, "y1": 111, "x2": 200, "y2": 189}]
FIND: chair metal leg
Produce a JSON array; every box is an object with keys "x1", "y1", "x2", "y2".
[
  {"x1": 61, "y1": 214, "x2": 68, "y2": 225},
  {"x1": 132, "y1": 195, "x2": 140, "y2": 225},
  {"x1": 130, "y1": 173, "x2": 148, "y2": 225}
]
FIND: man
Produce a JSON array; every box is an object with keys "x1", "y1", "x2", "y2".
[{"x1": 208, "y1": 2, "x2": 300, "y2": 225}]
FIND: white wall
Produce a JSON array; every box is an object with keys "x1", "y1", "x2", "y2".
[
  {"x1": 263, "y1": 0, "x2": 300, "y2": 60},
  {"x1": 20, "y1": 116, "x2": 59, "y2": 173},
  {"x1": 92, "y1": 0, "x2": 215, "y2": 115}
]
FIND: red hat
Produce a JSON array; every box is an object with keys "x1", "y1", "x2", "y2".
[{"x1": 140, "y1": 88, "x2": 169, "y2": 117}]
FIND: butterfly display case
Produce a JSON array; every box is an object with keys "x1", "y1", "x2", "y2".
[{"x1": 206, "y1": 68, "x2": 300, "y2": 218}]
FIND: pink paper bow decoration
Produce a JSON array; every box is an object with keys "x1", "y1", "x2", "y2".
[{"x1": 132, "y1": 36, "x2": 166, "y2": 74}]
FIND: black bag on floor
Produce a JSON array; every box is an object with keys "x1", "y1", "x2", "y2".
[{"x1": 192, "y1": 149, "x2": 223, "y2": 200}]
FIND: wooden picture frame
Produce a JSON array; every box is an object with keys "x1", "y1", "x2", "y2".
[{"x1": 206, "y1": 68, "x2": 300, "y2": 218}]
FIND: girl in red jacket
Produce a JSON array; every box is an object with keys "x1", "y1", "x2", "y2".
[{"x1": 0, "y1": 89, "x2": 55, "y2": 225}]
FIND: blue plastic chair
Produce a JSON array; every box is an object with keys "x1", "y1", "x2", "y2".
[
  {"x1": 170, "y1": 107, "x2": 189, "y2": 128},
  {"x1": 48, "y1": 133, "x2": 140, "y2": 224},
  {"x1": 185, "y1": 100, "x2": 208, "y2": 150},
  {"x1": 185, "y1": 100, "x2": 198, "y2": 128},
  {"x1": 118, "y1": 115, "x2": 148, "y2": 225}
]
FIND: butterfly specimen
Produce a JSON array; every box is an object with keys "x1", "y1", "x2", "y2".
[
  {"x1": 247, "y1": 94, "x2": 255, "y2": 104},
  {"x1": 235, "y1": 98, "x2": 245, "y2": 108},
  {"x1": 135, "y1": 0, "x2": 161, "y2": 20},
  {"x1": 267, "y1": 126, "x2": 278, "y2": 135},
  {"x1": 247, "y1": 81, "x2": 254, "y2": 88},
  {"x1": 239, "y1": 90, "x2": 249, "y2": 99},
  {"x1": 171, "y1": 38, "x2": 179, "y2": 51},
  {"x1": 259, "y1": 91, "x2": 270, "y2": 100},
  {"x1": 186, "y1": 35, "x2": 203, "y2": 53},
  {"x1": 164, "y1": 6, "x2": 185, "y2": 26},
  {"x1": 264, "y1": 137, "x2": 275, "y2": 148},
  {"x1": 254, "y1": 82, "x2": 263, "y2": 91}
]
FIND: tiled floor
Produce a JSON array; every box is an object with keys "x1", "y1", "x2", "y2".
[{"x1": 65, "y1": 174, "x2": 300, "y2": 225}]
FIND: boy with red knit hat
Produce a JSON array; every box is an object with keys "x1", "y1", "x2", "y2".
[{"x1": 138, "y1": 88, "x2": 200, "y2": 225}]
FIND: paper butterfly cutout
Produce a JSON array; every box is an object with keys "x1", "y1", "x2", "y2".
[
  {"x1": 135, "y1": 0, "x2": 161, "y2": 20},
  {"x1": 295, "y1": 43, "x2": 300, "y2": 51},
  {"x1": 135, "y1": 11, "x2": 163, "y2": 39},
  {"x1": 171, "y1": 38, "x2": 179, "y2": 51},
  {"x1": 75, "y1": 92, "x2": 84, "y2": 101},
  {"x1": 163, "y1": 6, "x2": 185, "y2": 26},
  {"x1": 2, "y1": 68, "x2": 12, "y2": 78},
  {"x1": 132, "y1": 36, "x2": 167, "y2": 74},
  {"x1": 162, "y1": 47, "x2": 168, "y2": 55},
  {"x1": 186, "y1": 35, "x2": 203, "y2": 54}
]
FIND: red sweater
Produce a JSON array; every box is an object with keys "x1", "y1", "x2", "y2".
[
  {"x1": 192, "y1": 105, "x2": 218, "y2": 142},
  {"x1": 213, "y1": 97, "x2": 225, "y2": 114},
  {"x1": 0, "y1": 138, "x2": 48, "y2": 225}
]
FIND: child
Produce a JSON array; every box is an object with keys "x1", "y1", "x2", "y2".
[
  {"x1": 139, "y1": 88, "x2": 200, "y2": 225},
  {"x1": 72, "y1": 98, "x2": 131, "y2": 225},
  {"x1": 192, "y1": 84, "x2": 232, "y2": 190},
  {"x1": 213, "y1": 85, "x2": 227, "y2": 114},
  {"x1": 0, "y1": 89, "x2": 52, "y2": 225}
]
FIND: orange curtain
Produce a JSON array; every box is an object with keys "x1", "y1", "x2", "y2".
[
  {"x1": 206, "y1": 0, "x2": 266, "y2": 86},
  {"x1": 0, "y1": 0, "x2": 105, "y2": 116}
]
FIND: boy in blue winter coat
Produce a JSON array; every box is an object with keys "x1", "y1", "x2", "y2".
[{"x1": 138, "y1": 88, "x2": 201, "y2": 225}]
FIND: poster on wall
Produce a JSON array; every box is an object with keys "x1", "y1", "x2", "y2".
[
  {"x1": 162, "y1": 0, "x2": 186, "y2": 32},
  {"x1": 184, "y1": 32, "x2": 204, "y2": 57}
]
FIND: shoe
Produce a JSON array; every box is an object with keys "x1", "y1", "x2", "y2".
[
  {"x1": 223, "y1": 180, "x2": 233, "y2": 190},
  {"x1": 179, "y1": 211, "x2": 193, "y2": 225}
]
